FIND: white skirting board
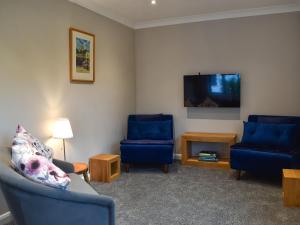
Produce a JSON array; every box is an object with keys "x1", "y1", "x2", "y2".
[{"x1": 173, "y1": 154, "x2": 182, "y2": 160}]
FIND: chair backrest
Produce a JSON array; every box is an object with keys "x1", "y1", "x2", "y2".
[
  {"x1": 127, "y1": 114, "x2": 174, "y2": 140},
  {"x1": 248, "y1": 115, "x2": 300, "y2": 147}
]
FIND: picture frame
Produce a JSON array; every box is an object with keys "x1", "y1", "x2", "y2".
[{"x1": 69, "y1": 28, "x2": 95, "y2": 83}]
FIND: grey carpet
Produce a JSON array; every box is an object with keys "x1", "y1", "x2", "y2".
[{"x1": 91, "y1": 162, "x2": 300, "y2": 225}]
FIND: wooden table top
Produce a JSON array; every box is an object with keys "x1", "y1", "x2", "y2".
[
  {"x1": 182, "y1": 132, "x2": 237, "y2": 138},
  {"x1": 283, "y1": 169, "x2": 300, "y2": 179},
  {"x1": 73, "y1": 162, "x2": 88, "y2": 173},
  {"x1": 90, "y1": 154, "x2": 120, "y2": 161}
]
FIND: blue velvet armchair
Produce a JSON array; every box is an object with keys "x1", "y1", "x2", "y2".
[
  {"x1": 120, "y1": 114, "x2": 174, "y2": 173},
  {"x1": 0, "y1": 147, "x2": 115, "y2": 225},
  {"x1": 231, "y1": 115, "x2": 300, "y2": 179}
]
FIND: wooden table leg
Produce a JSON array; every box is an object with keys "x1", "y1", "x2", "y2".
[
  {"x1": 125, "y1": 164, "x2": 130, "y2": 173},
  {"x1": 162, "y1": 164, "x2": 169, "y2": 173}
]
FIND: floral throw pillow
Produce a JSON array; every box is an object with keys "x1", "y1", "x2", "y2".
[
  {"x1": 12, "y1": 125, "x2": 53, "y2": 161},
  {"x1": 15, "y1": 154, "x2": 71, "y2": 189},
  {"x1": 11, "y1": 125, "x2": 70, "y2": 189}
]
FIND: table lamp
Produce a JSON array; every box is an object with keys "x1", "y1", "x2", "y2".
[{"x1": 52, "y1": 118, "x2": 73, "y2": 161}]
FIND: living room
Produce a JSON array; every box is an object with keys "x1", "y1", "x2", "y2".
[{"x1": 0, "y1": 0, "x2": 300, "y2": 225}]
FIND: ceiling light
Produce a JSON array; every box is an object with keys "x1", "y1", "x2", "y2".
[{"x1": 151, "y1": 0, "x2": 156, "y2": 5}]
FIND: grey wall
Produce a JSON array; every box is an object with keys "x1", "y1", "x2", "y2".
[
  {"x1": 135, "y1": 12, "x2": 300, "y2": 153},
  {"x1": 0, "y1": 0, "x2": 136, "y2": 162}
]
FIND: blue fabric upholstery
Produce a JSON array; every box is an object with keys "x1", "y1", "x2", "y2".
[
  {"x1": 0, "y1": 148, "x2": 115, "y2": 225},
  {"x1": 248, "y1": 115, "x2": 300, "y2": 147},
  {"x1": 120, "y1": 139, "x2": 174, "y2": 145},
  {"x1": 120, "y1": 114, "x2": 174, "y2": 165},
  {"x1": 231, "y1": 115, "x2": 300, "y2": 175},
  {"x1": 241, "y1": 122, "x2": 296, "y2": 148},
  {"x1": 128, "y1": 120, "x2": 172, "y2": 140}
]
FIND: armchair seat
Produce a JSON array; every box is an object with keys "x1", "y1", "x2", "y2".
[{"x1": 121, "y1": 144, "x2": 173, "y2": 164}]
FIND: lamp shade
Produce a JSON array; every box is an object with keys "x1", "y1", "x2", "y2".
[{"x1": 52, "y1": 118, "x2": 73, "y2": 139}]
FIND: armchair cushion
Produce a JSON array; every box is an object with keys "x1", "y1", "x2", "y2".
[
  {"x1": 241, "y1": 122, "x2": 296, "y2": 148},
  {"x1": 127, "y1": 120, "x2": 172, "y2": 140}
]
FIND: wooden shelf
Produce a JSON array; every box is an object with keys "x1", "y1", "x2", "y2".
[
  {"x1": 183, "y1": 157, "x2": 230, "y2": 169},
  {"x1": 181, "y1": 132, "x2": 237, "y2": 170}
]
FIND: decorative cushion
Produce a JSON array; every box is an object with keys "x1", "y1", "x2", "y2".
[
  {"x1": 127, "y1": 120, "x2": 172, "y2": 140},
  {"x1": 12, "y1": 125, "x2": 53, "y2": 161},
  {"x1": 241, "y1": 122, "x2": 296, "y2": 148},
  {"x1": 14, "y1": 154, "x2": 71, "y2": 189},
  {"x1": 11, "y1": 125, "x2": 70, "y2": 189}
]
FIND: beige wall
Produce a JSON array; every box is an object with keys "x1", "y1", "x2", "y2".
[
  {"x1": 135, "y1": 12, "x2": 300, "y2": 153},
  {"x1": 0, "y1": 0, "x2": 135, "y2": 162}
]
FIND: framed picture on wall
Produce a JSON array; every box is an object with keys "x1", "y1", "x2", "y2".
[{"x1": 69, "y1": 28, "x2": 95, "y2": 83}]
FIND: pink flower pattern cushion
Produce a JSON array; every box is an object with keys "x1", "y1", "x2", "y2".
[
  {"x1": 12, "y1": 125, "x2": 53, "y2": 161},
  {"x1": 12, "y1": 125, "x2": 71, "y2": 189}
]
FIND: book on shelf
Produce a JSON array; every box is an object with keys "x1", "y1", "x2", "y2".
[
  {"x1": 198, "y1": 151, "x2": 218, "y2": 162},
  {"x1": 199, "y1": 157, "x2": 218, "y2": 162}
]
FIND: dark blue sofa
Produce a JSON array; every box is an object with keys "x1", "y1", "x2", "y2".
[
  {"x1": 120, "y1": 114, "x2": 174, "y2": 173},
  {"x1": 231, "y1": 115, "x2": 300, "y2": 179}
]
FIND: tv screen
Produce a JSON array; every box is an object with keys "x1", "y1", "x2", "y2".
[{"x1": 184, "y1": 73, "x2": 240, "y2": 108}]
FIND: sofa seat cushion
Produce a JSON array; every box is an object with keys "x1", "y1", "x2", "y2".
[
  {"x1": 230, "y1": 148, "x2": 300, "y2": 174},
  {"x1": 120, "y1": 139, "x2": 174, "y2": 145},
  {"x1": 231, "y1": 143, "x2": 298, "y2": 155},
  {"x1": 68, "y1": 173, "x2": 98, "y2": 195}
]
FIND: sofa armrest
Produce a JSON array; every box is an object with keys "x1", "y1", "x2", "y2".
[
  {"x1": 53, "y1": 159, "x2": 74, "y2": 174},
  {"x1": 2, "y1": 183, "x2": 115, "y2": 225}
]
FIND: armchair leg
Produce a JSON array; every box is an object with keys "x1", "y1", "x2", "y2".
[
  {"x1": 162, "y1": 164, "x2": 169, "y2": 173},
  {"x1": 125, "y1": 164, "x2": 130, "y2": 173},
  {"x1": 236, "y1": 170, "x2": 241, "y2": 180}
]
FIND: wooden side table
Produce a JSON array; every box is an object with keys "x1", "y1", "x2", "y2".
[
  {"x1": 89, "y1": 154, "x2": 120, "y2": 182},
  {"x1": 73, "y1": 162, "x2": 89, "y2": 183},
  {"x1": 181, "y1": 132, "x2": 237, "y2": 170},
  {"x1": 283, "y1": 169, "x2": 300, "y2": 207}
]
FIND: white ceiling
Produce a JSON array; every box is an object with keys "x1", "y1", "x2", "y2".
[{"x1": 69, "y1": 0, "x2": 300, "y2": 29}]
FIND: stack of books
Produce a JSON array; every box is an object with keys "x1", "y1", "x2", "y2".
[{"x1": 198, "y1": 151, "x2": 218, "y2": 162}]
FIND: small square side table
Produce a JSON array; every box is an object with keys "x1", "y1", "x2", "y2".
[
  {"x1": 89, "y1": 154, "x2": 120, "y2": 182},
  {"x1": 283, "y1": 169, "x2": 300, "y2": 207}
]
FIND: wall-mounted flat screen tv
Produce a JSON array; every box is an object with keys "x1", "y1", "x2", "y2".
[{"x1": 184, "y1": 73, "x2": 240, "y2": 108}]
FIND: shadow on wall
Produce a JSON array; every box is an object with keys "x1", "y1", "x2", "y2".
[{"x1": 187, "y1": 107, "x2": 241, "y2": 120}]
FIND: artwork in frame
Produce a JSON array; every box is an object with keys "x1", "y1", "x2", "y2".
[{"x1": 69, "y1": 28, "x2": 95, "y2": 83}]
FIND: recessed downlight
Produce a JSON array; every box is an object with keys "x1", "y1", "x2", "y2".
[{"x1": 151, "y1": 0, "x2": 156, "y2": 5}]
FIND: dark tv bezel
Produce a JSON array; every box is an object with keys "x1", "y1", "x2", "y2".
[{"x1": 184, "y1": 73, "x2": 241, "y2": 108}]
